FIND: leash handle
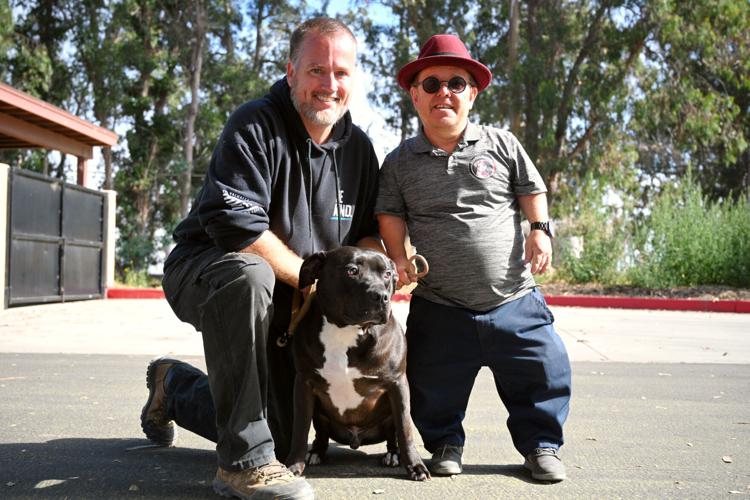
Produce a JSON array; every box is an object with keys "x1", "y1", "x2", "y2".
[
  {"x1": 278, "y1": 283, "x2": 317, "y2": 348},
  {"x1": 409, "y1": 254, "x2": 429, "y2": 278}
]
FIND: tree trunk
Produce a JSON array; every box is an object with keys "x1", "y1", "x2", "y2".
[
  {"x1": 55, "y1": 154, "x2": 66, "y2": 180},
  {"x1": 253, "y1": 0, "x2": 267, "y2": 72},
  {"x1": 523, "y1": 0, "x2": 540, "y2": 160},
  {"x1": 508, "y1": 0, "x2": 521, "y2": 135},
  {"x1": 180, "y1": 0, "x2": 207, "y2": 217},
  {"x1": 553, "y1": 2, "x2": 609, "y2": 161},
  {"x1": 103, "y1": 147, "x2": 113, "y2": 190},
  {"x1": 222, "y1": 0, "x2": 235, "y2": 63}
]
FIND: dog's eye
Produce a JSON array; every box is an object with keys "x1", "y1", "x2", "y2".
[
  {"x1": 346, "y1": 265, "x2": 359, "y2": 277},
  {"x1": 383, "y1": 271, "x2": 393, "y2": 281}
]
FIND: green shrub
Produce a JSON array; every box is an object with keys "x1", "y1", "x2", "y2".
[
  {"x1": 557, "y1": 230, "x2": 625, "y2": 284},
  {"x1": 120, "y1": 267, "x2": 152, "y2": 288},
  {"x1": 552, "y1": 174, "x2": 628, "y2": 285},
  {"x1": 629, "y1": 176, "x2": 750, "y2": 288}
]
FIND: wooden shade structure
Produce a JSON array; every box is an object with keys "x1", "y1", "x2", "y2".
[{"x1": 0, "y1": 82, "x2": 117, "y2": 187}]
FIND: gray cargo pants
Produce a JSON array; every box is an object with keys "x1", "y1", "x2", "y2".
[{"x1": 161, "y1": 246, "x2": 295, "y2": 471}]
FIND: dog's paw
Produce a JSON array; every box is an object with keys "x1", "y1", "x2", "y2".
[
  {"x1": 381, "y1": 451, "x2": 400, "y2": 467},
  {"x1": 406, "y1": 462, "x2": 431, "y2": 481},
  {"x1": 305, "y1": 451, "x2": 323, "y2": 465},
  {"x1": 287, "y1": 462, "x2": 305, "y2": 476}
]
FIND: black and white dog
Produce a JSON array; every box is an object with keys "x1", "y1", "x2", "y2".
[{"x1": 285, "y1": 246, "x2": 429, "y2": 481}]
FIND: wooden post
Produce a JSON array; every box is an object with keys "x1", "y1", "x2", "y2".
[
  {"x1": 103, "y1": 190, "x2": 117, "y2": 291},
  {"x1": 0, "y1": 163, "x2": 9, "y2": 309},
  {"x1": 76, "y1": 156, "x2": 90, "y2": 187}
]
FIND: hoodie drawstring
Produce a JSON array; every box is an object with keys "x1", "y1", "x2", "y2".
[
  {"x1": 306, "y1": 139, "x2": 314, "y2": 253},
  {"x1": 332, "y1": 146, "x2": 342, "y2": 245}
]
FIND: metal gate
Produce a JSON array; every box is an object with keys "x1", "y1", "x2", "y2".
[{"x1": 6, "y1": 169, "x2": 106, "y2": 306}]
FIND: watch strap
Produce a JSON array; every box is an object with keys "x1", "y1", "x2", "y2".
[{"x1": 530, "y1": 221, "x2": 553, "y2": 238}]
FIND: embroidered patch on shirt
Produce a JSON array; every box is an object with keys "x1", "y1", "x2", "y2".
[
  {"x1": 222, "y1": 189, "x2": 265, "y2": 214},
  {"x1": 470, "y1": 154, "x2": 497, "y2": 179}
]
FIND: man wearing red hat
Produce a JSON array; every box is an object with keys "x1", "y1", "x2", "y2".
[{"x1": 375, "y1": 34, "x2": 572, "y2": 482}]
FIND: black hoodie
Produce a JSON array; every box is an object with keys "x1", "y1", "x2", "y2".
[
  {"x1": 167, "y1": 77, "x2": 379, "y2": 266},
  {"x1": 165, "y1": 78, "x2": 380, "y2": 332}
]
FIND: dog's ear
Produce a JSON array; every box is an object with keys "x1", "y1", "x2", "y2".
[{"x1": 299, "y1": 251, "x2": 327, "y2": 289}]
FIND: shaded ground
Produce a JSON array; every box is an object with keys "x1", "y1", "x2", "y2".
[{"x1": 540, "y1": 282, "x2": 750, "y2": 300}]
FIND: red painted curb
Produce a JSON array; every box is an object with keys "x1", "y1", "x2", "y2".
[
  {"x1": 544, "y1": 294, "x2": 750, "y2": 313},
  {"x1": 393, "y1": 293, "x2": 750, "y2": 313},
  {"x1": 107, "y1": 288, "x2": 750, "y2": 314},
  {"x1": 107, "y1": 287, "x2": 165, "y2": 299}
]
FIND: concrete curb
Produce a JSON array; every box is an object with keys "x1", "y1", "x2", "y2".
[{"x1": 106, "y1": 287, "x2": 750, "y2": 313}]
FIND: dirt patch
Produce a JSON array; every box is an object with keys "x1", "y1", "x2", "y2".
[{"x1": 538, "y1": 283, "x2": 750, "y2": 301}]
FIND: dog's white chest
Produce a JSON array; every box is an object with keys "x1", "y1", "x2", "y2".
[{"x1": 317, "y1": 319, "x2": 366, "y2": 416}]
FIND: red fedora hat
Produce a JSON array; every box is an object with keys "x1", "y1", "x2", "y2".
[{"x1": 397, "y1": 34, "x2": 492, "y2": 92}]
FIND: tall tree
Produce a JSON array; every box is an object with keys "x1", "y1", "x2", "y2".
[
  {"x1": 174, "y1": 0, "x2": 208, "y2": 218},
  {"x1": 477, "y1": 0, "x2": 654, "y2": 196},
  {"x1": 360, "y1": 0, "x2": 654, "y2": 200},
  {"x1": 114, "y1": 0, "x2": 183, "y2": 272},
  {"x1": 633, "y1": 0, "x2": 750, "y2": 202},
  {"x1": 358, "y1": 0, "x2": 467, "y2": 141},
  {"x1": 247, "y1": 0, "x2": 308, "y2": 78},
  {"x1": 73, "y1": 0, "x2": 125, "y2": 190},
  {"x1": 0, "y1": 0, "x2": 13, "y2": 80},
  {"x1": 3, "y1": 0, "x2": 77, "y2": 177},
  {"x1": 507, "y1": 0, "x2": 521, "y2": 135}
]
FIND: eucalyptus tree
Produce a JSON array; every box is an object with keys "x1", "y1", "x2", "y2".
[
  {"x1": 357, "y1": 0, "x2": 653, "y2": 202},
  {"x1": 633, "y1": 0, "x2": 750, "y2": 202},
  {"x1": 1, "y1": 0, "x2": 77, "y2": 176},
  {"x1": 473, "y1": 0, "x2": 654, "y2": 199},
  {"x1": 72, "y1": 0, "x2": 125, "y2": 190},
  {"x1": 112, "y1": 0, "x2": 184, "y2": 273},
  {"x1": 354, "y1": 0, "x2": 473, "y2": 141}
]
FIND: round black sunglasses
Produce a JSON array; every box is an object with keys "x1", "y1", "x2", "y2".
[{"x1": 412, "y1": 76, "x2": 470, "y2": 94}]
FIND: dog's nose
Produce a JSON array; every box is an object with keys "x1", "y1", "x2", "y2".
[{"x1": 370, "y1": 290, "x2": 390, "y2": 304}]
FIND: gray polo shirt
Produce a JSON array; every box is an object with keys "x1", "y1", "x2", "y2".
[{"x1": 375, "y1": 122, "x2": 547, "y2": 311}]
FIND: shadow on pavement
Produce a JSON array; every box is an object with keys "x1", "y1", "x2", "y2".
[
  {"x1": 1, "y1": 438, "x2": 215, "y2": 499},
  {"x1": 279, "y1": 444, "x2": 536, "y2": 484},
  {"x1": 1, "y1": 437, "x2": 541, "y2": 498}
]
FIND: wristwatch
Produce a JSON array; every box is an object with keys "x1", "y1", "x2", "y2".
[{"x1": 530, "y1": 221, "x2": 554, "y2": 238}]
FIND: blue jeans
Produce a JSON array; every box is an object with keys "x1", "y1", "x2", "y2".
[{"x1": 406, "y1": 289, "x2": 572, "y2": 456}]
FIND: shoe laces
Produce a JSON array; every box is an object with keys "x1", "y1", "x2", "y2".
[
  {"x1": 533, "y1": 447, "x2": 559, "y2": 457},
  {"x1": 254, "y1": 460, "x2": 294, "y2": 483}
]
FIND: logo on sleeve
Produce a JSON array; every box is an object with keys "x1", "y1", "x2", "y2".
[
  {"x1": 222, "y1": 189, "x2": 265, "y2": 215},
  {"x1": 470, "y1": 154, "x2": 496, "y2": 179}
]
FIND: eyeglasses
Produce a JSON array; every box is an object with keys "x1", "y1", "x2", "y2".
[{"x1": 412, "y1": 76, "x2": 469, "y2": 94}]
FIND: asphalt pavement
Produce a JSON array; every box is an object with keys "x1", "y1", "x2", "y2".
[{"x1": 1, "y1": 298, "x2": 749, "y2": 499}]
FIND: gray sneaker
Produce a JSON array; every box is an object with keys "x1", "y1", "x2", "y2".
[
  {"x1": 213, "y1": 461, "x2": 315, "y2": 499},
  {"x1": 524, "y1": 447, "x2": 567, "y2": 482},
  {"x1": 141, "y1": 357, "x2": 179, "y2": 446},
  {"x1": 430, "y1": 444, "x2": 463, "y2": 475}
]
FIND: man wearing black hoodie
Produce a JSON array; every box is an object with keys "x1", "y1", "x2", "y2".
[{"x1": 140, "y1": 18, "x2": 381, "y2": 500}]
